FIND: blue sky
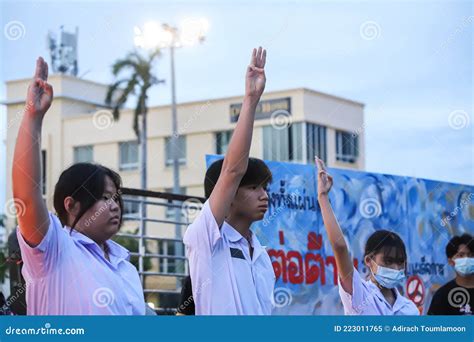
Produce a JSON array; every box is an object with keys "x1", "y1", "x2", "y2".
[{"x1": 0, "y1": 0, "x2": 472, "y2": 213}]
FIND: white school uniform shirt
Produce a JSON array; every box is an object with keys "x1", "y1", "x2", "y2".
[
  {"x1": 17, "y1": 212, "x2": 146, "y2": 315},
  {"x1": 183, "y1": 200, "x2": 276, "y2": 315},
  {"x1": 338, "y1": 267, "x2": 419, "y2": 315}
]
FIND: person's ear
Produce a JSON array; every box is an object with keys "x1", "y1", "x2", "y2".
[
  {"x1": 447, "y1": 257, "x2": 455, "y2": 267},
  {"x1": 64, "y1": 196, "x2": 81, "y2": 217},
  {"x1": 364, "y1": 255, "x2": 375, "y2": 272}
]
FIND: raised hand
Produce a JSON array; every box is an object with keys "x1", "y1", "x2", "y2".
[
  {"x1": 245, "y1": 47, "x2": 266, "y2": 98},
  {"x1": 26, "y1": 57, "x2": 53, "y2": 118},
  {"x1": 13, "y1": 57, "x2": 53, "y2": 247},
  {"x1": 316, "y1": 156, "x2": 333, "y2": 197}
]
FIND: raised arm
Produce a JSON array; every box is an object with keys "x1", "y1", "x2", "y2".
[
  {"x1": 209, "y1": 47, "x2": 266, "y2": 227},
  {"x1": 315, "y1": 156, "x2": 354, "y2": 294},
  {"x1": 12, "y1": 57, "x2": 53, "y2": 247}
]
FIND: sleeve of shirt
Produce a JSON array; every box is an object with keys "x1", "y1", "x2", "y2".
[
  {"x1": 338, "y1": 267, "x2": 369, "y2": 314},
  {"x1": 183, "y1": 200, "x2": 222, "y2": 256},
  {"x1": 16, "y1": 212, "x2": 67, "y2": 279},
  {"x1": 183, "y1": 200, "x2": 222, "y2": 314}
]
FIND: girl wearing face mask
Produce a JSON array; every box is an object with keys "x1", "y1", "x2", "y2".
[
  {"x1": 428, "y1": 234, "x2": 474, "y2": 315},
  {"x1": 315, "y1": 157, "x2": 419, "y2": 315}
]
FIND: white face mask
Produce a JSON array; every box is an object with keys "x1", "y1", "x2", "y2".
[
  {"x1": 370, "y1": 263, "x2": 406, "y2": 289},
  {"x1": 454, "y1": 257, "x2": 474, "y2": 276}
]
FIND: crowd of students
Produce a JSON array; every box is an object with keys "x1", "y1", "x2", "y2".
[{"x1": 12, "y1": 50, "x2": 473, "y2": 316}]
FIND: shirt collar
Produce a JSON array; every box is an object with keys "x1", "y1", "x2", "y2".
[
  {"x1": 222, "y1": 221, "x2": 245, "y2": 242},
  {"x1": 367, "y1": 278, "x2": 410, "y2": 312},
  {"x1": 66, "y1": 227, "x2": 130, "y2": 261},
  {"x1": 222, "y1": 222, "x2": 265, "y2": 261},
  {"x1": 391, "y1": 287, "x2": 412, "y2": 312}
]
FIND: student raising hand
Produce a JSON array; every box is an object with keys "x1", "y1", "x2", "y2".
[
  {"x1": 316, "y1": 157, "x2": 333, "y2": 197},
  {"x1": 315, "y1": 156, "x2": 354, "y2": 294},
  {"x1": 245, "y1": 47, "x2": 266, "y2": 98},
  {"x1": 13, "y1": 57, "x2": 54, "y2": 247},
  {"x1": 26, "y1": 57, "x2": 53, "y2": 118},
  {"x1": 315, "y1": 156, "x2": 418, "y2": 315},
  {"x1": 208, "y1": 47, "x2": 267, "y2": 227},
  {"x1": 12, "y1": 58, "x2": 148, "y2": 315}
]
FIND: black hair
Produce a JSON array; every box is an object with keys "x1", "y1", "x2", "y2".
[
  {"x1": 53, "y1": 163, "x2": 123, "y2": 229},
  {"x1": 176, "y1": 276, "x2": 195, "y2": 315},
  {"x1": 204, "y1": 157, "x2": 273, "y2": 199},
  {"x1": 364, "y1": 230, "x2": 407, "y2": 264},
  {"x1": 446, "y1": 233, "x2": 474, "y2": 259}
]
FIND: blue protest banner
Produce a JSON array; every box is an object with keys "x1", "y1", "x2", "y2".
[{"x1": 206, "y1": 155, "x2": 474, "y2": 315}]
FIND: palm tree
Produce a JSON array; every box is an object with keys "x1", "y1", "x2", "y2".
[
  {"x1": 106, "y1": 50, "x2": 162, "y2": 282},
  {"x1": 105, "y1": 49, "x2": 162, "y2": 190}
]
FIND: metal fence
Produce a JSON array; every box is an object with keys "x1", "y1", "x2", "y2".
[
  {"x1": 5, "y1": 188, "x2": 203, "y2": 315},
  {"x1": 119, "y1": 188, "x2": 205, "y2": 315}
]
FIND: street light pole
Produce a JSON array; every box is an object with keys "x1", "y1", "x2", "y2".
[
  {"x1": 139, "y1": 83, "x2": 148, "y2": 285},
  {"x1": 140, "y1": 98, "x2": 148, "y2": 191},
  {"x1": 169, "y1": 30, "x2": 182, "y2": 248},
  {"x1": 134, "y1": 19, "x2": 208, "y2": 275}
]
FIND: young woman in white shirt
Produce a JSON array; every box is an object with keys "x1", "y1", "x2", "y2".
[{"x1": 315, "y1": 156, "x2": 419, "y2": 315}]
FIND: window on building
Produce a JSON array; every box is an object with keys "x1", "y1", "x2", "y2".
[
  {"x1": 306, "y1": 123, "x2": 327, "y2": 164},
  {"x1": 119, "y1": 141, "x2": 139, "y2": 170},
  {"x1": 164, "y1": 187, "x2": 186, "y2": 221},
  {"x1": 215, "y1": 130, "x2": 233, "y2": 155},
  {"x1": 263, "y1": 123, "x2": 303, "y2": 162},
  {"x1": 336, "y1": 130, "x2": 359, "y2": 163},
  {"x1": 123, "y1": 199, "x2": 140, "y2": 218},
  {"x1": 165, "y1": 136, "x2": 186, "y2": 167},
  {"x1": 158, "y1": 240, "x2": 184, "y2": 274},
  {"x1": 73, "y1": 145, "x2": 94, "y2": 163}
]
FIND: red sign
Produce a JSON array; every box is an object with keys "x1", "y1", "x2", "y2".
[{"x1": 406, "y1": 275, "x2": 425, "y2": 306}]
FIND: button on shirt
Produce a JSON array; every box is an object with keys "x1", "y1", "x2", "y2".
[
  {"x1": 338, "y1": 267, "x2": 419, "y2": 315},
  {"x1": 183, "y1": 200, "x2": 276, "y2": 315},
  {"x1": 17, "y1": 212, "x2": 145, "y2": 315}
]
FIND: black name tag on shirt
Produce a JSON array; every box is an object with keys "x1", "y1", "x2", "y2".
[{"x1": 229, "y1": 247, "x2": 245, "y2": 260}]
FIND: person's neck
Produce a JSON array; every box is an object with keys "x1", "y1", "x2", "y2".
[
  {"x1": 455, "y1": 274, "x2": 474, "y2": 288},
  {"x1": 226, "y1": 215, "x2": 252, "y2": 239},
  {"x1": 71, "y1": 226, "x2": 109, "y2": 255},
  {"x1": 380, "y1": 286, "x2": 395, "y2": 298},
  {"x1": 369, "y1": 274, "x2": 396, "y2": 303}
]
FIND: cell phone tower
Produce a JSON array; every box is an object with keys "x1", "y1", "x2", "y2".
[{"x1": 47, "y1": 26, "x2": 78, "y2": 76}]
